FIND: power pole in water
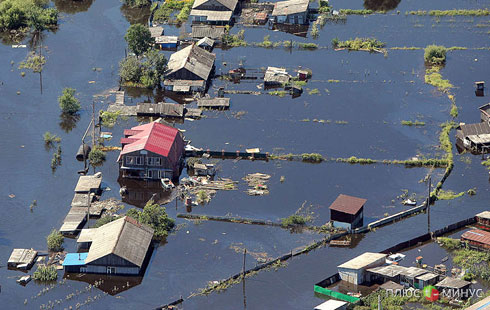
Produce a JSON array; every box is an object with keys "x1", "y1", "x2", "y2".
[{"x1": 427, "y1": 176, "x2": 431, "y2": 235}]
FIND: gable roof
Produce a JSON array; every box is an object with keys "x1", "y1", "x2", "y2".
[
  {"x1": 192, "y1": 0, "x2": 238, "y2": 11},
  {"x1": 458, "y1": 122, "x2": 490, "y2": 138},
  {"x1": 84, "y1": 216, "x2": 154, "y2": 267},
  {"x1": 461, "y1": 228, "x2": 490, "y2": 246},
  {"x1": 272, "y1": 0, "x2": 309, "y2": 16},
  {"x1": 197, "y1": 37, "x2": 215, "y2": 47},
  {"x1": 329, "y1": 194, "x2": 367, "y2": 215},
  {"x1": 165, "y1": 44, "x2": 216, "y2": 80},
  {"x1": 338, "y1": 252, "x2": 386, "y2": 270},
  {"x1": 119, "y1": 121, "x2": 180, "y2": 157}
]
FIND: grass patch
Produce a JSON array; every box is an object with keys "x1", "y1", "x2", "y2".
[
  {"x1": 436, "y1": 189, "x2": 465, "y2": 200},
  {"x1": 401, "y1": 120, "x2": 426, "y2": 126},
  {"x1": 447, "y1": 46, "x2": 467, "y2": 51},
  {"x1": 425, "y1": 67, "x2": 453, "y2": 92},
  {"x1": 308, "y1": 88, "x2": 319, "y2": 95},
  {"x1": 281, "y1": 215, "x2": 307, "y2": 227},
  {"x1": 257, "y1": 35, "x2": 273, "y2": 48},
  {"x1": 482, "y1": 159, "x2": 490, "y2": 170},
  {"x1": 327, "y1": 79, "x2": 340, "y2": 83},
  {"x1": 339, "y1": 9, "x2": 374, "y2": 15},
  {"x1": 296, "y1": 42, "x2": 318, "y2": 50},
  {"x1": 153, "y1": 0, "x2": 193, "y2": 23},
  {"x1": 269, "y1": 90, "x2": 288, "y2": 97},
  {"x1": 390, "y1": 46, "x2": 421, "y2": 50},
  {"x1": 450, "y1": 104, "x2": 458, "y2": 118},
  {"x1": 43, "y1": 132, "x2": 61, "y2": 147},
  {"x1": 332, "y1": 37, "x2": 385, "y2": 51},
  {"x1": 196, "y1": 190, "x2": 211, "y2": 204},
  {"x1": 337, "y1": 156, "x2": 377, "y2": 164}
]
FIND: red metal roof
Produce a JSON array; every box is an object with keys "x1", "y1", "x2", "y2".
[
  {"x1": 461, "y1": 229, "x2": 490, "y2": 246},
  {"x1": 329, "y1": 194, "x2": 367, "y2": 215},
  {"x1": 119, "y1": 122, "x2": 180, "y2": 158}
]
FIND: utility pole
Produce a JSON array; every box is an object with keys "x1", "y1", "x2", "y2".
[
  {"x1": 242, "y1": 249, "x2": 246, "y2": 279},
  {"x1": 427, "y1": 176, "x2": 431, "y2": 235}
]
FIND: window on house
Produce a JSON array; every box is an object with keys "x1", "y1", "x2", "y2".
[
  {"x1": 107, "y1": 266, "x2": 116, "y2": 274},
  {"x1": 155, "y1": 158, "x2": 161, "y2": 166},
  {"x1": 147, "y1": 157, "x2": 154, "y2": 166},
  {"x1": 80, "y1": 266, "x2": 87, "y2": 273},
  {"x1": 126, "y1": 156, "x2": 134, "y2": 165},
  {"x1": 136, "y1": 156, "x2": 143, "y2": 165},
  {"x1": 148, "y1": 170, "x2": 153, "y2": 178}
]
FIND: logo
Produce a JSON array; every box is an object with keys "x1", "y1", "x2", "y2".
[{"x1": 423, "y1": 285, "x2": 439, "y2": 302}]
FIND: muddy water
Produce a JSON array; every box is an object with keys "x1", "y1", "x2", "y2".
[{"x1": 0, "y1": 0, "x2": 489, "y2": 308}]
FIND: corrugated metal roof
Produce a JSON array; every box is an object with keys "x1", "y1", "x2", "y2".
[
  {"x1": 119, "y1": 121, "x2": 180, "y2": 157},
  {"x1": 85, "y1": 216, "x2": 154, "y2": 267},
  {"x1": 329, "y1": 194, "x2": 367, "y2": 215},
  {"x1": 338, "y1": 252, "x2": 386, "y2": 270},
  {"x1": 192, "y1": 0, "x2": 238, "y2": 11},
  {"x1": 272, "y1": 0, "x2": 309, "y2": 16},
  {"x1": 436, "y1": 277, "x2": 471, "y2": 289},
  {"x1": 367, "y1": 265, "x2": 407, "y2": 277},
  {"x1": 462, "y1": 228, "x2": 490, "y2": 246},
  {"x1": 190, "y1": 9, "x2": 233, "y2": 21},
  {"x1": 165, "y1": 44, "x2": 216, "y2": 81},
  {"x1": 458, "y1": 122, "x2": 490, "y2": 138},
  {"x1": 191, "y1": 25, "x2": 226, "y2": 39}
]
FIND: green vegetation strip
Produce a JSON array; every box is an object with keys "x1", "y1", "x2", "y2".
[
  {"x1": 407, "y1": 9, "x2": 490, "y2": 16},
  {"x1": 332, "y1": 37, "x2": 385, "y2": 52}
]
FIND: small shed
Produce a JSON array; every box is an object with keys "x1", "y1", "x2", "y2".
[
  {"x1": 479, "y1": 103, "x2": 490, "y2": 123},
  {"x1": 313, "y1": 299, "x2": 348, "y2": 310},
  {"x1": 476, "y1": 211, "x2": 490, "y2": 230},
  {"x1": 149, "y1": 26, "x2": 164, "y2": 38},
  {"x1": 399, "y1": 267, "x2": 429, "y2": 288},
  {"x1": 75, "y1": 174, "x2": 102, "y2": 194},
  {"x1": 416, "y1": 272, "x2": 439, "y2": 288},
  {"x1": 193, "y1": 163, "x2": 216, "y2": 176},
  {"x1": 455, "y1": 122, "x2": 490, "y2": 153},
  {"x1": 196, "y1": 37, "x2": 215, "y2": 51},
  {"x1": 264, "y1": 66, "x2": 290, "y2": 87},
  {"x1": 155, "y1": 36, "x2": 179, "y2": 49},
  {"x1": 461, "y1": 228, "x2": 490, "y2": 251},
  {"x1": 337, "y1": 252, "x2": 387, "y2": 285},
  {"x1": 8, "y1": 249, "x2": 37, "y2": 269},
  {"x1": 329, "y1": 194, "x2": 366, "y2": 230},
  {"x1": 435, "y1": 277, "x2": 471, "y2": 298}
]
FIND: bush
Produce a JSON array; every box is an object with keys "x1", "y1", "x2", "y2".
[
  {"x1": 301, "y1": 153, "x2": 323, "y2": 163},
  {"x1": 100, "y1": 111, "x2": 121, "y2": 128},
  {"x1": 46, "y1": 229, "x2": 63, "y2": 252},
  {"x1": 196, "y1": 190, "x2": 211, "y2": 204},
  {"x1": 18, "y1": 52, "x2": 46, "y2": 73},
  {"x1": 120, "y1": 50, "x2": 167, "y2": 88},
  {"x1": 58, "y1": 88, "x2": 80, "y2": 114},
  {"x1": 332, "y1": 37, "x2": 385, "y2": 51},
  {"x1": 88, "y1": 148, "x2": 106, "y2": 167},
  {"x1": 43, "y1": 131, "x2": 61, "y2": 147},
  {"x1": 437, "y1": 237, "x2": 460, "y2": 250},
  {"x1": 126, "y1": 200, "x2": 175, "y2": 239},
  {"x1": 0, "y1": 0, "x2": 58, "y2": 31},
  {"x1": 281, "y1": 215, "x2": 306, "y2": 227},
  {"x1": 94, "y1": 215, "x2": 122, "y2": 228},
  {"x1": 33, "y1": 265, "x2": 57, "y2": 282},
  {"x1": 125, "y1": 23, "x2": 153, "y2": 57},
  {"x1": 123, "y1": 0, "x2": 151, "y2": 8},
  {"x1": 424, "y1": 45, "x2": 447, "y2": 65},
  {"x1": 119, "y1": 56, "x2": 143, "y2": 84}
]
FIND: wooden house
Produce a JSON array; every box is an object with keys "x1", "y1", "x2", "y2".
[
  {"x1": 63, "y1": 217, "x2": 154, "y2": 275},
  {"x1": 461, "y1": 228, "x2": 490, "y2": 251},
  {"x1": 479, "y1": 103, "x2": 490, "y2": 123},
  {"x1": 435, "y1": 277, "x2": 472, "y2": 299},
  {"x1": 118, "y1": 121, "x2": 185, "y2": 180},
  {"x1": 264, "y1": 66, "x2": 290, "y2": 88},
  {"x1": 196, "y1": 37, "x2": 215, "y2": 51},
  {"x1": 271, "y1": 0, "x2": 309, "y2": 25},
  {"x1": 455, "y1": 122, "x2": 490, "y2": 154},
  {"x1": 329, "y1": 194, "x2": 366, "y2": 230},
  {"x1": 191, "y1": 25, "x2": 226, "y2": 40},
  {"x1": 164, "y1": 44, "x2": 216, "y2": 93},
  {"x1": 190, "y1": 0, "x2": 238, "y2": 25},
  {"x1": 476, "y1": 211, "x2": 490, "y2": 231}
]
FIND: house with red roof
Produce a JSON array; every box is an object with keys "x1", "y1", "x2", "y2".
[
  {"x1": 118, "y1": 121, "x2": 185, "y2": 180},
  {"x1": 329, "y1": 194, "x2": 366, "y2": 230}
]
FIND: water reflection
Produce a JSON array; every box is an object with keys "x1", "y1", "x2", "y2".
[
  {"x1": 64, "y1": 272, "x2": 143, "y2": 295},
  {"x1": 118, "y1": 176, "x2": 177, "y2": 208},
  {"x1": 121, "y1": 5, "x2": 151, "y2": 25},
  {"x1": 59, "y1": 113, "x2": 81, "y2": 133},
  {"x1": 364, "y1": 0, "x2": 401, "y2": 12},
  {"x1": 53, "y1": 0, "x2": 94, "y2": 14},
  {"x1": 271, "y1": 24, "x2": 309, "y2": 37}
]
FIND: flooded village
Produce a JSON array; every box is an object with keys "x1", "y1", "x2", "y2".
[{"x1": 0, "y1": 0, "x2": 490, "y2": 309}]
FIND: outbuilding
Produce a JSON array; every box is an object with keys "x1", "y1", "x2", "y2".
[
  {"x1": 461, "y1": 228, "x2": 490, "y2": 251},
  {"x1": 329, "y1": 194, "x2": 366, "y2": 230},
  {"x1": 271, "y1": 0, "x2": 309, "y2": 25},
  {"x1": 337, "y1": 252, "x2": 387, "y2": 285},
  {"x1": 476, "y1": 211, "x2": 490, "y2": 230},
  {"x1": 435, "y1": 277, "x2": 471, "y2": 298}
]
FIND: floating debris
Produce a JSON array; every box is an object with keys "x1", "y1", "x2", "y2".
[{"x1": 243, "y1": 173, "x2": 271, "y2": 196}]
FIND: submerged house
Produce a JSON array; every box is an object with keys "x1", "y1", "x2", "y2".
[
  {"x1": 479, "y1": 103, "x2": 490, "y2": 122},
  {"x1": 461, "y1": 228, "x2": 490, "y2": 251},
  {"x1": 190, "y1": 0, "x2": 238, "y2": 25},
  {"x1": 264, "y1": 66, "x2": 290, "y2": 88},
  {"x1": 329, "y1": 194, "x2": 366, "y2": 230},
  {"x1": 63, "y1": 216, "x2": 154, "y2": 275},
  {"x1": 455, "y1": 121, "x2": 490, "y2": 154},
  {"x1": 164, "y1": 44, "x2": 216, "y2": 93},
  {"x1": 337, "y1": 252, "x2": 387, "y2": 285},
  {"x1": 118, "y1": 121, "x2": 185, "y2": 180},
  {"x1": 271, "y1": 0, "x2": 309, "y2": 25}
]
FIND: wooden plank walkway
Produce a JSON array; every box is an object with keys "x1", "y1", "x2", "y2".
[
  {"x1": 107, "y1": 102, "x2": 202, "y2": 119},
  {"x1": 115, "y1": 91, "x2": 125, "y2": 105},
  {"x1": 197, "y1": 97, "x2": 230, "y2": 109}
]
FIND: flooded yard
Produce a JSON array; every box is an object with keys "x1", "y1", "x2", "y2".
[{"x1": 0, "y1": 0, "x2": 489, "y2": 308}]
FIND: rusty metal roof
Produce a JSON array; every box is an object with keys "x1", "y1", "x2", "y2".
[
  {"x1": 329, "y1": 194, "x2": 367, "y2": 215},
  {"x1": 461, "y1": 228, "x2": 490, "y2": 246}
]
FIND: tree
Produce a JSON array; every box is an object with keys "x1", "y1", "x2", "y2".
[
  {"x1": 124, "y1": 24, "x2": 153, "y2": 57},
  {"x1": 122, "y1": 0, "x2": 151, "y2": 8},
  {"x1": 119, "y1": 55, "x2": 143, "y2": 83},
  {"x1": 46, "y1": 229, "x2": 64, "y2": 251},
  {"x1": 88, "y1": 148, "x2": 106, "y2": 167},
  {"x1": 140, "y1": 50, "x2": 167, "y2": 88},
  {"x1": 127, "y1": 200, "x2": 175, "y2": 239},
  {"x1": 424, "y1": 45, "x2": 447, "y2": 65},
  {"x1": 58, "y1": 88, "x2": 80, "y2": 114}
]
